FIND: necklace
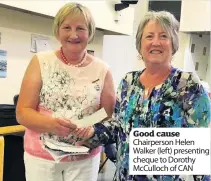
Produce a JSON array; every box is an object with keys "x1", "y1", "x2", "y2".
[{"x1": 60, "y1": 47, "x2": 87, "y2": 67}]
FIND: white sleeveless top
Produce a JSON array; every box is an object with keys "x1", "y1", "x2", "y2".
[{"x1": 24, "y1": 51, "x2": 108, "y2": 162}]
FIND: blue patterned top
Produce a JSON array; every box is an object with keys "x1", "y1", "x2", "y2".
[{"x1": 89, "y1": 67, "x2": 211, "y2": 181}]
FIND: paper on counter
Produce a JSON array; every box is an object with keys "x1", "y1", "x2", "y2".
[{"x1": 74, "y1": 108, "x2": 108, "y2": 128}]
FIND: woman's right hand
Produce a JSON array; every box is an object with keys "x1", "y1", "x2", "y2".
[{"x1": 50, "y1": 118, "x2": 77, "y2": 137}]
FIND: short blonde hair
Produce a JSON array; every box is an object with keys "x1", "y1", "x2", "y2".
[
  {"x1": 136, "y1": 11, "x2": 179, "y2": 55},
  {"x1": 53, "y1": 3, "x2": 95, "y2": 43}
]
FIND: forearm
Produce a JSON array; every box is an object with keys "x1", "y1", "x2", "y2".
[{"x1": 16, "y1": 107, "x2": 54, "y2": 133}]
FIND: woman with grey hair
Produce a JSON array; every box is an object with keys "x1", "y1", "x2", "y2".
[
  {"x1": 79, "y1": 11, "x2": 211, "y2": 181},
  {"x1": 16, "y1": 2, "x2": 115, "y2": 181}
]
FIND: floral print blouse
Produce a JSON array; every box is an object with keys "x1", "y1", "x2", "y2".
[{"x1": 89, "y1": 67, "x2": 211, "y2": 181}]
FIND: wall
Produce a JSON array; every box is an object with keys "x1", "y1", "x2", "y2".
[
  {"x1": 172, "y1": 32, "x2": 191, "y2": 69},
  {"x1": 103, "y1": 35, "x2": 137, "y2": 89},
  {"x1": 0, "y1": 7, "x2": 104, "y2": 104},
  {"x1": 180, "y1": 0, "x2": 210, "y2": 32},
  {"x1": 206, "y1": 53, "x2": 210, "y2": 86},
  {"x1": 0, "y1": 0, "x2": 135, "y2": 35},
  {"x1": 132, "y1": 0, "x2": 149, "y2": 70},
  {"x1": 183, "y1": 33, "x2": 210, "y2": 85}
]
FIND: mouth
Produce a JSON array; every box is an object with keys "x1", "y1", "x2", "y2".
[
  {"x1": 67, "y1": 40, "x2": 81, "y2": 44},
  {"x1": 149, "y1": 50, "x2": 163, "y2": 54}
]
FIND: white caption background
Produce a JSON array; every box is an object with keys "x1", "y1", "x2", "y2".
[{"x1": 129, "y1": 128, "x2": 211, "y2": 175}]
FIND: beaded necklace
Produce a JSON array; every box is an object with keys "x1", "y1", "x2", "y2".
[{"x1": 60, "y1": 47, "x2": 87, "y2": 67}]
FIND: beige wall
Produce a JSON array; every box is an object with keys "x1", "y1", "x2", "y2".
[{"x1": 0, "y1": 0, "x2": 135, "y2": 35}]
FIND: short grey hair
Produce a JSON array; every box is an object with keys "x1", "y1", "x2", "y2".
[
  {"x1": 136, "y1": 11, "x2": 179, "y2": 55},
  {"x1": 53, "y1": 3, "x2": 95, "y2": 43}
]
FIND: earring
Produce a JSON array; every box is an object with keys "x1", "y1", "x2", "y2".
[
  {"x1": 171, "y1": 54, "x2": 174, "y2": 61},
  {"x1": 137, "y1": 54, "x2": 143, "y2": 60}
]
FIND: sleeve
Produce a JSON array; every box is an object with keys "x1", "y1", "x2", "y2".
[
  {"x1": 181, "y1": 73, "x2": 211, "y2": 127},
  {"x1": 178, "y1": 73, "x2": 211, "y2": 181},
  {"x1": 87, "y1": 73, "x2": 131, "y2": 147}
]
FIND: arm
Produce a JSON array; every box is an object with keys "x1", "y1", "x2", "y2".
[
  {"x1": 100, "y1": 69, "x2": 116, "y2": 117},
  {"x1": 87, "y1": 73, "x2": 131, "y2": 147},
  {"x1": 16, "y1": 55, "x2": 76, "y2": 136},
  {"x1": 74, "y1": 70, "x2": 116, "y2": 139},
  {"x1": 182, "y1": 73, "x2": 211, "y2": 127},
  {"x1": 182, "y1": 74, "x2": 211, "y2": 181}
]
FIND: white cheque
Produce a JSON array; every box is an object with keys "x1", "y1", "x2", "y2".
[{"x1": 74, "y1": 108, "x2": 108, "y2": 128}]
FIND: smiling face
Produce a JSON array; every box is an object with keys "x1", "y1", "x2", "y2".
[
  {"x1": 140, "y1": 20, "x2": 173, "y2": 66},
  {"x1": 57, "y1": 14, "x2": 89, "y2": 54}
]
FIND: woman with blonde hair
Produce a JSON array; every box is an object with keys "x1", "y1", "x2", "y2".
[{"x1": 16, "y1": 3, "x2": 115, "y2": 181}]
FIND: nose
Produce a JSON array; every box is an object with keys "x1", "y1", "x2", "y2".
[
  {"x1": 68, "y1": 30, "x2": 78, "y2": 39},
  {"x1": 151, "y1": 36, "x2": 161, "y2": 46}
]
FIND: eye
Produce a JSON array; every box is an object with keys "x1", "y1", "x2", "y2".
[
  {"x1": 77, "y1": 27, "x2": 85, "y2": 31},
  {"x1": 161, "y1": 34, "x2": 168, "y2": 38},
  {"x1": 146, "y1": 35, "x2": 153, "y2": 39},
  {"x1": 63, "y1": 26, "x2": 70, "y2": 29}
]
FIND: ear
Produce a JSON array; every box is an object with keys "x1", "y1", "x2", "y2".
[
  {"x1": 55, "y1": 33, "x2": 60, "y2": 42},
  {"x1": 137, "y1": 54, "x2": 143, "y2": 61},
  {"x1": 87, "y1": 34, "x2": 93, "y2": 44},
  {"x1": 54, "y1": 28, "x2": 61, "y2": 41},
  {"x1": 139, "y1": 51, "x2": 143, "y2": 60}
]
